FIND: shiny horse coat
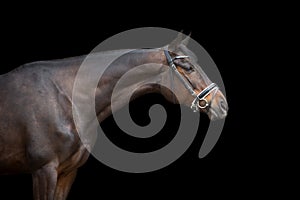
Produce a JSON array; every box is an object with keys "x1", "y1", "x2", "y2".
[{"x1": 0, "y1": 34, "x2": 228, "y2": 200}]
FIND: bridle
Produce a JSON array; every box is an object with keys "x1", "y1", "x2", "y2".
[{"x1": 164, "y1": 50, "x2": 219, "y2": 112}]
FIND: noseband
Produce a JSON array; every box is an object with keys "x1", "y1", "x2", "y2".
[{"x1": 164, "y1": 50, "x2": 219, "y2": 112}]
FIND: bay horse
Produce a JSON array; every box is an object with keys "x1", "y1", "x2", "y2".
[{"x1": 0, "y1": 34, "x2": 228, "y2": 199}]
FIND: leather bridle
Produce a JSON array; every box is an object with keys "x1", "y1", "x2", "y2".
[{"x1": 164, "y1": 50, "x2": 219, "y2": 112}]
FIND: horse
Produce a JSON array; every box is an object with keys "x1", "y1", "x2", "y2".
[{"x1": 0, "y1": 33, "x2": 228, "y2": 200}]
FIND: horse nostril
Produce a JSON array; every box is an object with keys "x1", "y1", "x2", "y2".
[{"x1": 220, "y1": 99, "x2": 228, "y2": 112}]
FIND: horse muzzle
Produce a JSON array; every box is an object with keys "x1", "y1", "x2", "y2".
[{"x1": 208, "y1": 91, "x2": 228, "y2": 121}]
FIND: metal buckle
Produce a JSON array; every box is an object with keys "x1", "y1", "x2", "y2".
[
  {"x1": 198, "y1": 98, "x2": 209, "y2": 109},
  {"x1": 190, "y1": 83, "x2": 219, "y2": 112}
]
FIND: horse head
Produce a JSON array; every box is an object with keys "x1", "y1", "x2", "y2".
[{"x1": 160, "y1": 33, "x2": 228, "y2": 120}]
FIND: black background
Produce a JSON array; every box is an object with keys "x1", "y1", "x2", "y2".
[{"x1": 0, "y1": 4, "x2": 283, "y2": 199}]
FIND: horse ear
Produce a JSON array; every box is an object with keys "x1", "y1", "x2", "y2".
[
  {"x1": 168, "y1": 32, "x2": 184, "y2": 52},
  {"x1": 182, "y1": 33, "x2": 191, "y2": 46}
]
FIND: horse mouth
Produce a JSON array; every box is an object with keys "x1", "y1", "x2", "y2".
[{"x1": 208, "y1": 107, "x2": 227, "y2": 121}]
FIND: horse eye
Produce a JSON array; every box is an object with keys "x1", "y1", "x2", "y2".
[
  {"x1": 181, "y1": 63, "x2": 194, "y2": 72},
  {"x1": 174, "y1": 59, "x2": 193, "y2": 72},
  {"x1": 185, "y1": 67, "x2": 194, "y2": 73}
]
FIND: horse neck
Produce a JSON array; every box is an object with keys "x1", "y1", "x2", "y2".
[{"x1": 95, "y1": 49, "x2": 166, "y2": 122}]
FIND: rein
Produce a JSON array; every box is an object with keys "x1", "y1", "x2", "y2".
[{"x1": 164, "y1": 50, "x2": 219, "y2": 112}]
